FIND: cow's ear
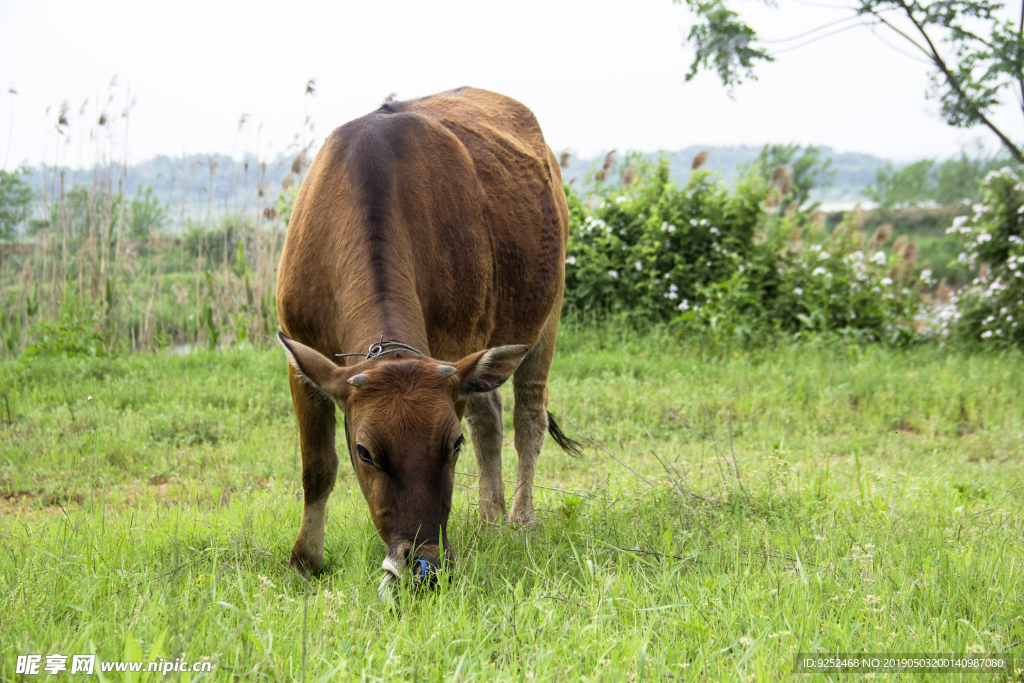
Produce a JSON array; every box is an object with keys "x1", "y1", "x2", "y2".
[
  {"x1": 453, "y1": 345, "x2": 529, "y2": 396},
  {"x1": 278, "y1": 332, "x2": 351, "y2": 400}
]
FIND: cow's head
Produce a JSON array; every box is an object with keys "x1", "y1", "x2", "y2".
[{"x1": 277, "y1": 332, "x2": 527, "y2": 583}]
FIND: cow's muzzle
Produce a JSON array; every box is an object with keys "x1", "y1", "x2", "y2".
[
  {"x1": 378, "y1": 549, "x2": 446, "y2": 605},
  {"x1": 382, "y1": 538, "x2": 448, "y2": 581}
]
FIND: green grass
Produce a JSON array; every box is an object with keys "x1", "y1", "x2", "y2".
[{"x1": 2, "y1": 328, "x2": 1023, "y2": 681}]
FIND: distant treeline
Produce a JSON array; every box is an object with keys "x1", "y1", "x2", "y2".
[
  {"x1": 13, "y1": 146, "x2": 886, "y2": 228},
  {"x1": 17, "y1": 153, "x2": 299, "y2": 228},
  {"x1": 558, "y1": 145, "x2": 889, "y2": 204}
]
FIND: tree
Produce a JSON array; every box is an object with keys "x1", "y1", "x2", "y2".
[
  {"x1": 676, "y1": 0, "x2": 1024, "y2": 163},
  {"x1": 865, "y1": 159, "x2": 936, "y2": 209},
  {"x1": 128, "y1": 186, "x2": 168, "y2": 239},
  {"x1": 933, "y1": 150, "x2": 1009, "y2": 205},
  {"x1": 0, "y1": 167, "x2": 33, "y2": 241}
]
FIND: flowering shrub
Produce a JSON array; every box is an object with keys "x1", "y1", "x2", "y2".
[
  {"x1": 685, "y1": 212, "x2": 924, "y2": 345},
  {"x1": 939, "y1": 167, "x2": 1024, "y2": 348},
  {"x1": 563, "y1": 160, "x2": 762, "y2": 321},
  {"x1": 563, "y1": 156, "x2": 924, "y2": 344}
]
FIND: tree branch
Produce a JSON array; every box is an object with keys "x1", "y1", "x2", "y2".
[
  {"x1": 863, "y1": 8, "x2": 933, "y2": 58},
  {"x1": 894, "y1": 0, "x2": 1023, "y2": 163},
  {"x1": 1019, "y1": 2, "x2": 1024, "y2": 121}
]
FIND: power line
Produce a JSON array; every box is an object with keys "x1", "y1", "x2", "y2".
[
  {"x1": 759, "y1": 13, "x2": 868, "y2": 43},
  {"x1": 769, "y1": 20, "x2": 877, "y2": 55}
]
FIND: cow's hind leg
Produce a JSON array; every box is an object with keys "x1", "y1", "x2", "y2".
[
  {"x1": 465, "y1": 390, "x2": 505, "y2": 524},
  {"x1": 287, "y1": 370, "x2": 339, "y2": 576},
  {"x1": 509, "y1": 312, "x2": 559, "y2": 525}
]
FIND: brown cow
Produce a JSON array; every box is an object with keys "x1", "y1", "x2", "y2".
[{"x1": 275, "y1": 87, "x2": 580, "y2": 583}]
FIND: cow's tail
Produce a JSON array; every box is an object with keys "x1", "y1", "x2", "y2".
[{"x1": 547, "y1": 411, "x2": 584, "y2": 458}]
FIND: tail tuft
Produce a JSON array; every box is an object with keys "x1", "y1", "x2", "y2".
[{"x1": 547, "y1": 411, "x2": 584, "y2": 458}]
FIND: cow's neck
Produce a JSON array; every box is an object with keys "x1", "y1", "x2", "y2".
[{"x1": 341, "y1": 288, "x2": 431, "y2": 361}]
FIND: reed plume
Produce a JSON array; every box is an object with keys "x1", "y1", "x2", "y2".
[{"x1": 868, "y1": 224, "x2": 891, "y2": 249}]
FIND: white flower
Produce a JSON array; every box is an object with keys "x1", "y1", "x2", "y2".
[
  {"x1": 849, "y1": 251, "x2": 865, "y2": 262},
  {"x1": 920, "y1": 269, "x2": 932, "y2": 281},
  {"x1": 881, "y1": 277, "x2": 893, "y2": 286},
  {"x1": 818, "y1": 251, "x2": 830, "y2": 260},
  {"x1": 634, "y1": 261, "x2": 643, "y2": 271},
  {"x1": 665, "y1": 291, "x2": 678, "y2": 300},
  {"x1": 871, "y1": 251, "x2": 886, "y2": 265},
  {"x1": 793, "y1": 287, "x2": 803, "y2": 296},
  {"x1": 565, "y1": 256, "x2": 576, "y2": 265},
  {"x1": 608, "y1": 270, "x2": 618, "y2": 278},
  {"x1": 977, "y1": 232, "x2": 992, "y2": 243},
  {"x1": 669, "y1": 284, "x2": 678, "y2": 292},
  {"x1": 973, "y1": 203, "x2": 985, "y2": 213},
  {"x1": 981, "y1": 330, "x2": 994, "y2": 339},
  {"x1": 812, "y1": 267, "x2": 827, "y2": 276},
  {"x1": 709, "y1": 227, "x2": 720, "y2": 235},
  {"x1": 615, "y1": 196, "x2": 627, "y2": 204},
  {"x1": 678, "y1": 299, "x2": 690, "y2": 311},
  {"x1": 810, "y1": 244, "x2": 822, "y2": 252}
]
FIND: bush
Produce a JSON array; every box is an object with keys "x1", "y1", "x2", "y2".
[
  {"x1": 564, "y1": 157, "x2": 763, "y2": 322},
  {"x1": 683, "y1": 211, "x2": 924, "y2": 345},
  {"x1": 939, "y1": 167, "x2": 1024, "y2": 348},
  {"x1": 24, "y1": 298, "x2": 114, "y2": 358},
  {"x1": 563, "y1": 156, "x2": 925, "y2": 345}
]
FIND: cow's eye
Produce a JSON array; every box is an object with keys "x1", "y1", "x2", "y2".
[
  {"x1": 452, "y1": 435, "x2": 465, "y2": 458},
  {"x1": 356, "y1": 443, "x2": 374, "y2": 466}
]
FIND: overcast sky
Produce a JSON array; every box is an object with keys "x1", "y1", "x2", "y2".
[{"x1": 1, "y1": 0, "x2": 1019, "y2": 171}]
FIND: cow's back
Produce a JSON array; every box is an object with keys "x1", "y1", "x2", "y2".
[{"x1": 277, "y1": 87, "x2": 568, "y2": 361}]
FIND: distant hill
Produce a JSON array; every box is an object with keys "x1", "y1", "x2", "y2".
[{"x1": 20, "y1": 145, "x2": 888, "y2": 228}]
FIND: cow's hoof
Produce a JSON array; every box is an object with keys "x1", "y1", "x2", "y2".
[
  {"x1": 479, "y1": 502, "x2": 505, "y2": 526},
  {"x1": 289, "y1": 550, "x2": 321, "y2": 579},
  {"x1": 507, "y1": 508, "x2": 538, "y2": 527}
]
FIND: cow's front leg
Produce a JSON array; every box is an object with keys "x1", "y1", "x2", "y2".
[
  {"x1": 465, "y1": 390, "x2": 505, "y2": 524},
  {"x1": 287, "y1": 370, "x2": 338, "y2": 576}
]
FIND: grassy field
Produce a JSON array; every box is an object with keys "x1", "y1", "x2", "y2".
[{"x1": 2, "y1": 326, "x2": 1023, "y2": 681}]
